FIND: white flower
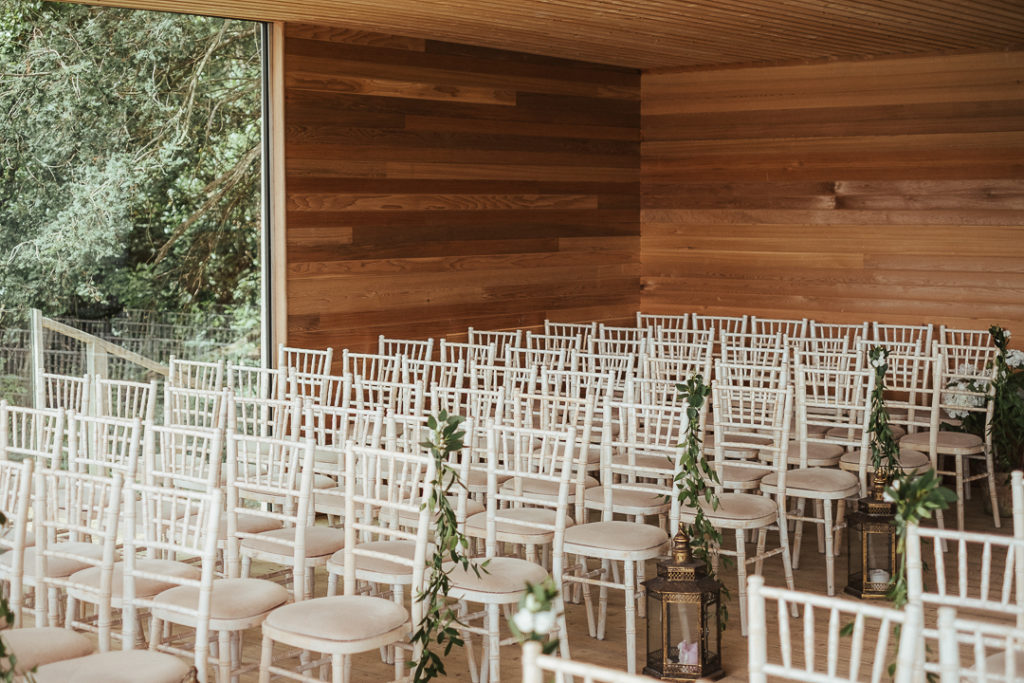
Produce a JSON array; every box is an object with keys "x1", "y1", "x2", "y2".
[
  {"x1": 523, "y1": 594, "x2": 542, "y2": 612},
  {"x1": 871, "y1": 357, "x2": 886, "y2": 368},
  {"x1": 1006, "y1": 349, "x2": 1024, "y2": 369},
  {"x1": 883, "y1": 479, "x2": 901, "y2": 503},
  {"x1": 533, "y1": 611, "x2": 556, "y2": 634},
  {"x1": 512, "y1": 609, "x2": 535, "y2": 634}
]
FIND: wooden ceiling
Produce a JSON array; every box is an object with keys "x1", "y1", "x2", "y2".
[{"x1": 69, "y1": 0, "x2": 1024, "y2": 69}]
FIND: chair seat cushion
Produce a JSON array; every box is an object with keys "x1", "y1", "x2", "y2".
[
  {"x1": 153, "y1": 577, "x2": 289, "y2": 622},
  {"x1": 446, "y1": 556, "x2": 547, "y2": 600},
  {"x1": 783, "y1": 441, "x2": 844, "y2": 467},
  {"x1": 720, "y1": 464, "x2": 771, "y2": 487},
  {"x1": 3, "y1": 542, "x2": 106, "y2": 579},
  {"x1": 839, "y1": 448, "x2": 932, "y2": 475},
  {"x1": 33, "y1": 650, "x2": 192, "y2": 683},
  {"x1": 761, "y1": 469, "x2": 860, "y2": 497},
  {"x1": 827, "y1": 425, "x2": 906, "y2": 442},
  {"x1": 975, "y1": 649, "x2": 1024, "y2": 679},
  {"x1": 328, "y1": 540, "x2": 416, "y2": 579},
  {"x1": 464, "y1": 508, "x2": 570, "y2": 544},
  {"x1": 682, "y1": 493, "x2": 777, "y2": 529},
  {"x1": 563, "y1": 521, "x2": 668, "y2": 555},
  {"x1": 583, "y1": 486, "x2": 668, "y2": 514},
  {"x1": 70, "y1": 559, "x2": 200, "y2": 599},
  {"x1": 499, "y1": 475, "x2": 598, "y2": 499},
  {"x1": 901, "y1": 430, "x2": 983, "y2": 454},
  {"x1": 1, "y1": 626, "x2": 94, "y2": 673},
  {"x1": 241, "y1": 525, "x2": 346, "y2": 559},
  {"x1": 264, "y1": 595, "x2": 408, "y2": 642},
  {"x1": 610, "y1": 451, "x2": 676, "y2": 471}
]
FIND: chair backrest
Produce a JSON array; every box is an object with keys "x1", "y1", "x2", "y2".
[
  {"x1": 438, "y1": 339, "x2": 496, "y2": 367},
  {"x1": 378, "y1": 335, "x2": 434, "y2": 362},
  {"x1": 930, "y1": 342, "x2": 997, "y2": 439},
  {"x1": 466, "y1": 328, "x2": 522, "y2": 360},
  {"x1": 809, "y1": 320, "x2": 870, "y2": 345},
  {"x1": 792, "y1": 338, "x2": 861, "y2": 371},
  {"x1": 468, "y1": 362, "x2": 538, "y2": 397},
  {"x1": 229, "y1": 394, "x2": 301, "y2": 442},
  {"x1": 144, "y1": 422, "x2": 224, "y2": 491},
  {"x1": 721, "y1": 331, "x2": 787, "y2": 352},
  {"x1": 0, "y1": 458, "x2": 34, "y2": 626},
  {"x1": 341, "y1": 444, "x2": 434, "y2": 645},
  {"x1": 641, "y1": 349, "x2": 713, "y2": 387},
  {"x1": 224, "y1": 428, "x2": 317, "y2": 601},
  {"x1": 286, "y1": 368, "x2": 338, "y2": 406},
  {"x1": 521, "y1": 639, "x2": 661, "y2": 683},
  {"x1": 278, "y1": 343, "x2": 333, "y2": 377},
  {"x1": 591, "y1": 333, "x2": 647, "y2": 359},
  {"x1": 341, "y1": 350, "x2": 403, "y2": 384},
  {"x1": 227, "y1": 363, "x2": 288, "y2": 401},
  {"x1": 122, "y1": 483, "x2": 220, "y2": 679},
  {"x1": 750, "y1": 316, "x2": 808, "y2": 338},
  {"x1": 940, "y1": 325, "x2": 993, "y2": 351},
  {"x1": 524, "y1": 331, "x2": 583, "y2": 354},
  {"x1": 168, "y1": 356, "x2": 224, "y2": 391},
  {"x1": 305, "y1": 404, "x2": 385, "y2": 460},
  {"x1": 544, "y1": 321, "x2": 597, "y2": 345},
  {"x1": 636, "y1": 312, "x2": 689, "y2": 331},
  {"x1": 571, "y1": 349, "x2": 637, "y2": 384},
  {"x1": 38, "y1": 372, "x2": 90, "y2": 413},
  {"x1": 67, "y1": 412, "x2": 143, "y2": 480},
  {"x1": 747, "y1": 574, "x2": 918, "y2": 683},
  {"x1": 94, "y1": 376, "x2": 157, "y2": 422},
  {"x1": 430, "y1": 386, "x2": 506, "y2": 426},
  {"x1": 714, "y1": 356, "x2": 789, "y2": 390},
  {"x1": 506, "y1": 345, "x2": 568, "y2": 372},
  {"x1": 349, "y1": 376, "x2": 424, "y2": 416},
  {"x1": 537, "y1": 368, "x2": 613, "y2": 406},
  {"x1": 0, "y1": 402, "x2": 64, "y2": 469},
  {"x1": 163, "y1": 386, "x2": 229, "y2": 430},
  {"x1": 872, "y1": 322, "x2": 933, "y2": 352},
  {"x1": 646, "y1": 328, "x2": 715, "y2": 362},
  {"x1": 401, "y1": 357, "x2": 465, "y2": 390},
  {"x1": 690, "y1": 313, "x2": 747, "y2": 335},
  {"x1": 710, "y1": 382, "x2": 793, "y2": 492},
  {"x1": 936, "y1": 606, "x2": 1024, "y2": 683}
]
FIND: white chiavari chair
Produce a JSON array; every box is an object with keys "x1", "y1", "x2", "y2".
[
  {"x1": 565, "y1": 400, "x2": 681, "y2": 673},
  {"x1": 525, "y1": 331, "x2": 584, "y2": 355},
  {"x1": 349, "y1": 375, "x2": 424, "y2": 417},
  {"x1": 0, "y1": 624, "x2": 95, "y2": 679},
  {"x1": 168, "y1": 356, "x2": 224, "y2": 391},
  {"x1": 278, "y1": 343, "x2": 333, "y2": 378},
  {"x1": 940, "y1": 325, "x2": 994, "y2": 350},
  {"x1": 228, "y1": 363, "x2": 289, "y2": 401},
  {"x1": 714, "y1": 354, "x2": 788, "y2": 391},
  {"x1": 67, "y1": 412, "x2": 143, "y2": 482},
  {"x1": 307, "y1": 403, "x2": 385, "y2": 520},
  {"x1": 639, "y1": 350, "x2": 712, "y2": 389},
  {"x1": 257, "y1": 443, "x2": 434, "y2": 683},
  {"x1": 646, "y1": 328, "x2": 715, "y2": 361},
  {"x1": 35, "y1": 469, "x2": 124, "y2": 650},
  {"x1": 635, "y1": 312, "x2": 688, "y2": 332},
  {"x1": 936, "y1": 607, "x2": 1024, "y2": 683},
  {"x1": 163, "y1": 386, "x2": 229, "y2": 431},
  {"x1": 452, "y1": 423, "x2": 574, "y2": 682},
  {"x1": 791, "y1": 336, "x2": 860, "y2": 367},
  {"x1": 37, "y1": 372, "x2": 90, "y2": 413},
  {"x1": 760, "y1": 363, "x2": 870, "y2": 595},
  {"x1": 378, "y1": 335, "x2": 433, "y2": 362},
  {"x1": 690, "y1": 313, "x2": 747, "y2": 335},
  {"x1": 901, "y1": 341, "x2": 1000, "y2": 529},
  {"x1": 571, "y1": 350, "x2": 636, "y2": 391},
  {"x1": 507, "y1": 344, "x2": 568, "y2": 372},
  {"x1": 286, "y1": 368, "x2": 342, "y2": 406},
  {"x1": 0, "y1": 458, "x2": 34, "y2": 625},
  {"x1": 750, "y1": 316, "x2": 808, "y2": 338},
  {"x1": 29, "y1": 649, "x2": 191, "y2": 682},
  {"x1": 468, "y1": 361, "x2": 539, "y2": 398},
  {"x1": 595, "y1": 324, "x2": 646, "y2": 346},
  {"x1": 809, "y1": 320, "x2": 870, "y2": 345},
  {"x1": 226, "y1": 428, "x2": 341, "y2": 602},
  {"x1": 94, "y1": 376, "x2": 157, "y2": 422},
  {"x1": 683, "y1": 382, "x2": 796, "y2": 635},
  {"x1": 747, "y1": 575, "x2": 918, "y2": 683},
  {"x1": 439, "y1": 338, "x2": 497, "y2": 367},
  {"x1": 521, "y1": 640, "x2": 661, "y2": 683},
  {"x1": 467, "y1": 328, "x2": 522, "y2": 362},
  {"x1": 401, "y1": 356, "x2": 465, "y2": 390},
  {"x1": 872, "y1": 322, "x2": 933, "y2": 352},
  {"x1": 343, "y1": 350, "x2": 404, "y2": 385},
  {"x1": 128, "y1": 483, "x2": 290, "y2": 683},
  {"x1": 591, "y1": 332, "x2": 647, "y2": 360},
  {"x1": 0, "y1": 401, "x2": 65, "y2": 470},
  {"x1": 721, "y1": 331, "x2": 787, "y2": 354}
]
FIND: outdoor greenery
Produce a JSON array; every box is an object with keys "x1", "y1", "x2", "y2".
[
  {"x1": 0, "y1": 1, "x2": 262, "y2": 324},
  {"x1": 988, "y1": 325, "x2": 1024, "y2": 473}
]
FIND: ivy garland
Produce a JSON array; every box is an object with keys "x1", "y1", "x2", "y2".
[
  {"x1": 866, "y1": 346, "x2": 902, "y2": 476},
  {"x1": 410, "y1": 411, "x2": 486, "y2": 682},
  {"x1": 988, "y1": 325, "x2": 1024, "y2": 473}
]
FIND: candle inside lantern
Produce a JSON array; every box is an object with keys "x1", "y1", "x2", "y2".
[
  {"x1": 868, "y1": 569, "x2": 890, "y2": 583},
  {"x1": 677, "y1": 640, "x2": 698, "y2": 665}
]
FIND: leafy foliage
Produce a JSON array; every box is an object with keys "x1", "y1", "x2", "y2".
[
  {"x1": 411, "y1": 411, "x2": 485, "y2": 682},
  {"x1": 867, "y1": 346, "x2": 902, "y2": 476},
  {"x1": 988, "y1": 326, "x2": 1024, "y2": 472},
  {"x1": 0, "y1": 2, "x2": 261, "y2": 320},
  {"x1": 0, "y1": 511, "x2": 26, "y2": 682}
]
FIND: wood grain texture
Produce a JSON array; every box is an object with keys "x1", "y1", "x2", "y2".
[
  {"x1": 65, "y1": 0, "x2": 1024, "y2": 70},
  {"x1": 283, "y1": 23, "x2": 640, "y2": 358},
  {"x1": 641, "y1": 51, "x2": 1024, "y2": 334}
]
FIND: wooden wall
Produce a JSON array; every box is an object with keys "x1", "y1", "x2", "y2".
[
  {"x1": 642, "y1": 51, "x2": 1024, "y2": 333},
  {"x1": 283, "y1": 24, "x2": 640, "y2": 357}
]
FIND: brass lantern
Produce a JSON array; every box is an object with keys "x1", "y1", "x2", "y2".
[
  {"x1": 643, "y1": 527, "x2": 724, "y2": 681},
  {"x1": 845, "y1": 470, "x2": 898, "y2": 599}
]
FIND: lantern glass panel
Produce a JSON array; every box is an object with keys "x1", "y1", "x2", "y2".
[
  {"x1": 866, "y1": 526, "x2": 894, "y2": 585},
  {"x1": 645, "y1": 592, "x2": 663, "y2": 672},
  {"x1": 848, "y1": 517, "x2": 864, "y2": 585},
  {"x1": 667, "y1": 601, "x2": 702, "y2": 667}
]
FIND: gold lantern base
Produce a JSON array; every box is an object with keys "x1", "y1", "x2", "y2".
[{"x1": 844, "y1": 472, "x2": 898, "y2": 600}]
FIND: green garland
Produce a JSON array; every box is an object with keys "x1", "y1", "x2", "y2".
[
  {"x1": 675, "y1": 374, "x2": 730, "y2": 618},
  {"x1": 0, "y1": 511, "x2": 26, "y2": 682},
  {"x1": 988, "y1": 325, "x2": 1024, "y2": 473},
  {"x1": 410, "y1": 411, "x2": 485, "y2": 682},
  {"x1": 867, "y1": 346, "x2": 902, "y2": 477}
]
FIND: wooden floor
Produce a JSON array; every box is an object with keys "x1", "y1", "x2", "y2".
[{"x1": 30, "y1": 486, "x2": 1013, "y2": 682}]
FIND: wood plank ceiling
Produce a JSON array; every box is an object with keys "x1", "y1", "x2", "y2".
[{"x1": 67, "y1": 0, "x2": 1024, "y2": 69}]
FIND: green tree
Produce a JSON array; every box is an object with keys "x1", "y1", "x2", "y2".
[{"x1": 0, "y1": 1, "x2": 261, "y2": 322}]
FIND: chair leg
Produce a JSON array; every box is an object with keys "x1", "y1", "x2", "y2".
[
  {"x1": 487, "y1": 604, "x2": 501, "y2": 683},
  {"x1": 813, "y1": 500, "x2": 825, "y2": 553},
  {"x1": 579, "y1": 557, "x2": 596, "y2": 638},
  {"x1": 598, "y1": 560, "x2": 610, "y2": 640},
  {"x1": 218, "y1": 630, "x2": 231, "y2": 683},
  {"x1": 834, "y1": 500, "x2": 847, "y2": 553},
  {"x1": 327, "y1": 569, "x2": 339, "y2": 597},
  {"x1": 735, "y1": 528, "x2": 749, "y2": 637},
  {"x1": 777, "y1": 512, "x2": 799, "y2": 616},
  {"x1": 823, "y1": 500, "x2": 835, "y2": 596},
  {"x1": 986, "y1": 450, "x2": 1002, "y2": 528},
  {"x1": 792, "y1": 497, "x2": 806, "y2": 569},
  {"x1": 955, "y1": 454, "x2": 966, "y2": 531},
  {"x1": 258, "y1": 634, "x2": 273, "y2": 683},
  {"x1": 332, "y1": 653, "x2": 344, "y2": 683},
  {"x1": 624, "y1": 560, "x2": 636, "y2": 674}
]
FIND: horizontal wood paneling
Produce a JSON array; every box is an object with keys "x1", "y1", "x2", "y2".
[
  {"x1": 284, "y1": 23, "x2": 640, "y2": 357},
  {"x1": 641, "y1": 52, "x2": 1024, "y2": 334},
  {"x1": 71, "y1": 0, "x2": 1024, "y2": 70}
]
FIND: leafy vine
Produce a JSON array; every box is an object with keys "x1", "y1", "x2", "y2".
[
  {"x1": 988, "y1": 325, "x2": 1024, "y2": 473},
  {"x1": 410, "y1": 411, "x2": 485, "y2": 682}
]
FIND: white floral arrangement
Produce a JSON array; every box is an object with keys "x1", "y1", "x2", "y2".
[
  {"x1": 942, "y1": 363, "x2": 989, "y2": 419},
  {"x1": 508, "y1": 578, "x2": 561, "y2": 655}
]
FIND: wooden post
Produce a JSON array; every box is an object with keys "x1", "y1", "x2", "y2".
[{"x1": 29, "y1": 309, "x2": 44, "y2": 409}]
